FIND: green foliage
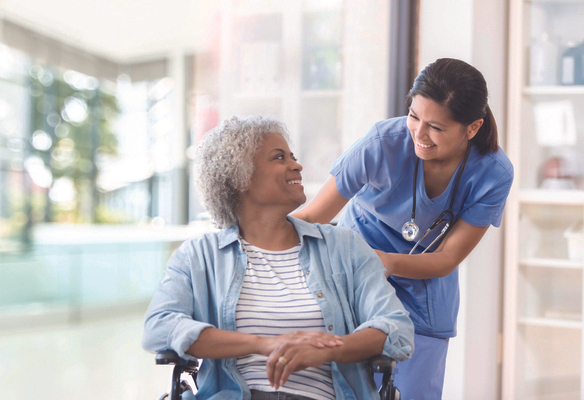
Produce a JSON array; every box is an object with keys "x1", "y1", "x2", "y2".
[
  {"x1": 93, "y1": 205, "x2": 132, "y2": 224},
  {"x1": 28, "y1": 65, "x2": 120, "y2": 223}
]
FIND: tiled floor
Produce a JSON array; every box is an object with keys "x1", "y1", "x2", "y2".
[{"x1": 0, "y1": 310, "x2": 172, "y2": 400}]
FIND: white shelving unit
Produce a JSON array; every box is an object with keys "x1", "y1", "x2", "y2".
[
  {"x1": 217, "y1": 0, "x2": 345, "y2": 200},
  {"x1": 212, "y1": 0, "x2": 392, "y2": 202},
  {"x1": 503, "y1": 1, "x2": 584, "y2": 399}
]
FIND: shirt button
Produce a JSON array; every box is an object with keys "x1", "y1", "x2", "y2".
[
  {"x1": 306, "y1": 270, "x2": 310, "y2": 275},
  {"x1": 328, "y1": 325, "x2": 333, "y2": 331},
  {"x1": 317, "y1": 292, "x2": 323, "y2": 298}
]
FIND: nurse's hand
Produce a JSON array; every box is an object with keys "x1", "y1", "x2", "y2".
[
  {"x1": 375, "y1": 220, "x2": 489, "y2": 279},
  {"x1": 374, "y1": 249, "x2": 393, "y2": 278}
]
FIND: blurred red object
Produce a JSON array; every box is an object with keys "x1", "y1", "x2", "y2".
[{"x1": 540, "y1": 156, "x2": 576, "y2": 189}]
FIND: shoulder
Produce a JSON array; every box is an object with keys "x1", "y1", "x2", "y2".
[
  {"x1": 175, "y1": 227, "x2": 239, "y2": 262},
  {"x1": 469, "y1": 146, "x2": 514, "y2": 183},
  {"x1": 351, "y1": 116, "x2": 410, "y2": 148},
  {"x1": 290, "y1": 216, "x2": 353, "y2": 239},
  {"x1": 295, "y1": 218, "x2": 372, "y2": 255},
  {"x1": 359, "y1": 116, "x2": 410, "y2": 148},
  {"x1": 333, "y1": 116, "x2": 411, "y2": 169},
  {"x1": 315, "y1": 222, "x2": 359, "y2": 243},
  {"x1": 374, "y1": 115, "x2": 410, "y2": 139}
]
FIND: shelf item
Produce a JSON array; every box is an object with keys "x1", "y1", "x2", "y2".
[
  {"x1": 239, "y1": 41, "x2": 282, "y2": 94},
  {"x1": 565, "y1": 219, "x2": 584, "y2": 261},
  {"x1": 302, "y1": 11, "x2": 342, "y2": 91}
]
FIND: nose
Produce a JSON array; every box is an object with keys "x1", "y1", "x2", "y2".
[
  {"x1": 414, "y1": 124, "x2": 429, "y2": 140},
  {"x1": 291, "y1": 159, "x2": 303, "y2": 172}
]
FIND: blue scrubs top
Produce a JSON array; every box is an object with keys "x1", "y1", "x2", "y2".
[{"x1": 330, "y1": 116, "x2": 514, "y2": 338}]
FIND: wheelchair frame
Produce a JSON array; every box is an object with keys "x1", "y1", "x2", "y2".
[{"x1": 155, "y1": 350, "x2": 400, "y2": 400}]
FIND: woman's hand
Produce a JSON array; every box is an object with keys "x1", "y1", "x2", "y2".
[
  {"x1": 266, "y1": 342, "x2": 336, "y2": 389},
  {"x1": 264, "y1": 328, "x2": 387, "y2": 389},
  {"x1": 258, "y1": 331, "x2": 343, "y2": 356}
]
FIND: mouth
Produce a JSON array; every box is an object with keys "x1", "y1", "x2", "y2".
[
  {"x1": 287, "y1": 180, "x2": 302, "y2": 185},
  {"x1": 416, "y1": 141, "x2": 436, "y2": 149}
]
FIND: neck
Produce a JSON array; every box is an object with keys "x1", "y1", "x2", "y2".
[
  {"x1": 237, "y1": 207, "x2": 299, "y2": 251},
  {"x1": 425, "y1": 142, "x2": 469, "y2": 172}
]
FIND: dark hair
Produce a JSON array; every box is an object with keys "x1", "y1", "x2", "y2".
[{"x1": 406, "y1": 58, "x2": 498, "y2": 155}]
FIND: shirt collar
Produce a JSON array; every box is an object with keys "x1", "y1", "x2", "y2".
[{"x1": 216, "y1": 216, "x2": 323, "y2": 249}]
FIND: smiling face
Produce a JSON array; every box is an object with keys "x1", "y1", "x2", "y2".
[
  {"x1": 407, "y1": 95, "x2": 481, "y2": 166},
  {"x1": 242, "y1": 132, "x2": 306, "y2": 212}
]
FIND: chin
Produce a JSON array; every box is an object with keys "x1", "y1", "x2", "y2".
[{"x1": 291, "y1": 197, "x2": 307, "y2": 211}]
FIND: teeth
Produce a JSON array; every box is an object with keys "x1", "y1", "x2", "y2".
[
  {"x1": 288, "y1": 180, "x2": 301, "y2": 185},
  {"x1": 417, "y1": 142, "x2": 434, "y2": 148}
]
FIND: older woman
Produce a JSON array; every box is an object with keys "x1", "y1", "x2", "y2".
[{"x1": 142, "y1": 115, "x2": 414, "y2": 400}]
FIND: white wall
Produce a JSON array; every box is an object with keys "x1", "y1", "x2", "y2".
[{"x1": 417, "y1": 0, "x2": 509, "y2": 399}]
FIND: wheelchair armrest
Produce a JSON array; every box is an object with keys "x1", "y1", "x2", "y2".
[
  {"x1": 368, "y1": 354, "x2": 397, "y2": 374},
  {"x1": 155, "y1": 350, "x2": 199, "y2": 368}
]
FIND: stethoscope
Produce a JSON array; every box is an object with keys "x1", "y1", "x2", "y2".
[{"x1": 402, "y1": 143, "x2": 470, "y2": 254}]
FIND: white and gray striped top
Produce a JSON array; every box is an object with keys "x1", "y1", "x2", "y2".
[{"x1": 235, "y1": 240, "x2": 335, "y2": 400}]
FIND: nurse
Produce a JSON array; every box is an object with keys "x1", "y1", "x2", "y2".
[{"x1": 293, "y1": 58, "x2": 514, "y2": 399}]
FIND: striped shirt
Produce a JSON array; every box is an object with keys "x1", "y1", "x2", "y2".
[{"x1": 235, "y1": 240, "x2": 335, "y2": 400}]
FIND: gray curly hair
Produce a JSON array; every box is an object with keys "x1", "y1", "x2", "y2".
[{"x1": 193, "y1": 115, "x2": 290, "y2": 229}]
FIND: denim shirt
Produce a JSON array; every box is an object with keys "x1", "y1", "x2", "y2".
[{"x1": 142, "y1": 217, "x2": 414, "y2": 400}]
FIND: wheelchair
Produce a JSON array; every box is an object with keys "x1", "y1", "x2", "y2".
[{"x1": 155, "y1": 350, "x2": 400, "y2": 400}]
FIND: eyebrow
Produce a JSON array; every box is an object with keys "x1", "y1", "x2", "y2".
[
  {"x1": 269, "y1": 148, "x2": 297, "y2": 159},
  {"x1": 409, "y1": 107, "x2": 448, "y2": 127}
]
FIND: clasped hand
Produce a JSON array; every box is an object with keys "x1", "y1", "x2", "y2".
[{"x1": 260, "y1": 331, "x2": 343, "y2": 390}]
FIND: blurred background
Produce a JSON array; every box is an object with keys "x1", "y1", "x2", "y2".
[
  {"x1": 0, "y1": 0, "x2": 406, "y2": 398},
  {"x1": 0, "y1": 0, "x2": 559, "y2": 399}
]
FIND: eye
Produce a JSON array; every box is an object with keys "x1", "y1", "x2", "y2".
[
  {"x1": 429, "y1": 125, "x2": 442, "y2": 131},
  {"x1": 275, "y1": 154, "x2": 284, "y2": 160},
  {"x1": 408, "y1": 113, "x2": 419, "y2": 121},
  {"x1": 290, "y1": 154, "x2": 298, "y2": 162}
]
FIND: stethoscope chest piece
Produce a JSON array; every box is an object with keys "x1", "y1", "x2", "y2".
[
  {"x1": 403, "y1": 144, "x2": 471, "y2": 254},
  {"x1": 402, "y1": 220, "x2": 419, "y2": 241}
]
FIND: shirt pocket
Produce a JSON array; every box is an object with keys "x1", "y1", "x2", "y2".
[{"x1": 329, "y1": 273, "x2": 357, "y2": 333}]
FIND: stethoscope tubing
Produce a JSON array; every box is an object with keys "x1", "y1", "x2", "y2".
[{"x1": 405, "y1": 143, "x2": 471, "y2": 254}]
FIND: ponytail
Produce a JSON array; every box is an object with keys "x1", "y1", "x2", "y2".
[{"x1": 471, "y1": 106, "x2": 499, "y2": 155}]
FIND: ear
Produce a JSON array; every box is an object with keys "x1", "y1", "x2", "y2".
[{"x1": 466, "y1": 119, "x2": 483, "y2": 140}]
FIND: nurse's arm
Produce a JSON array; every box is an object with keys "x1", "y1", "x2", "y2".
[
  {"x1": 292, "y1": 175, "x2": 349, "y2": 224},
  {"x1": 377, "y1": 219, "x2": 489, "y2": 279}
]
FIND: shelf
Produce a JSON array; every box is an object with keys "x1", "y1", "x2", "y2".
[
  {"x1": 520, "y1": 258, "x2": 584, "y2": 269},
  {"x1": 302, "y1": 0, "x2": 343, "y2": 12},
  {"x1": 519, "y1": 189, "x2": 584, "y2": 205},
  {"x1": 523, "y1": 86, "x2": 584, "y2": 96},
  {"x1": 301, "y1": 90, "x2": 342, "y2": 98},
  {"x1": 232, "y1": 92, "x2": 283, "y2": 100},
  {"x1": 525, "y1": 0, "x2": 584, "y2": 4},
  {"x1": 519, "y1": 316, "x2": 583, "y2": 329}
]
